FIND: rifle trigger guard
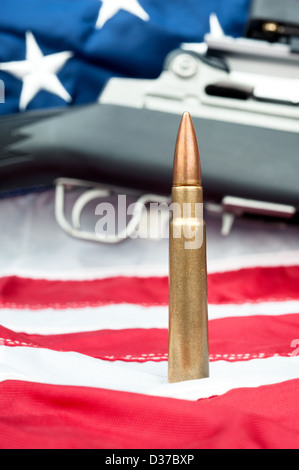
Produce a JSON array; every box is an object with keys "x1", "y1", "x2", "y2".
[{"x1": 54, "y1": 177, "x2": 170, "y2": 244}]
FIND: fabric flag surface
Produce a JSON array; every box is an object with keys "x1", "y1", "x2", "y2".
[
  {"x1": 1, "y1": 189, "x2": 299, "y2": 449},
  {"x1": 1, "y1": 0, "x2": 299, "y2": 450}
]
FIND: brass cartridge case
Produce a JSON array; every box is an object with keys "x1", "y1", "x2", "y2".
[{"x1": 168, "y1": 113, "x2": 209, "y2": 383}]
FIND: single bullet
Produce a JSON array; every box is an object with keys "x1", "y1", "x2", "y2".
[{"x1": 168, "y1": 112, "x2": 209, "y2": 383}]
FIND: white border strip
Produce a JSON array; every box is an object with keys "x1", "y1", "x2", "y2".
[{"x1": 0, "y1": 346, "x2": 298, "y2": 401}]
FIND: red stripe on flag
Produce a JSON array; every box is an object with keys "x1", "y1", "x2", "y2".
[
  {"x1": 0, "y1": 266, "x2": 298, "y2": 309},
  {"x1": 0, "y1": 275, "x2": 168, "y2": 309},
  {"x1": 0, "y1": 379, "x2": 298, "y2": 448},
  {"x1": 1, "y1": 313, "x2": 297, "y2": 361},
  {"x1": 208, "y1": 265, "x2": 299, "y2": 305}
]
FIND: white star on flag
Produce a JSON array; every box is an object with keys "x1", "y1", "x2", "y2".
[
  {"x1": 96, "y1": 0, "x2": 150, "y2": 29},
  {"x1": 0, "y1": 31, "x2": 73, "y2": 111}
]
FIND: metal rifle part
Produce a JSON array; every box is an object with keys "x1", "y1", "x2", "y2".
[
  {"x1": 168, "y1": 112, "x2": 209, "y2": 383},
  {"x1": 220, "y1": 196, "x2": 296, "y2": 236},
  {"x1": 99, "y1": 13, "x2": 299, "y2": 235},
  {"x1": 100, "y1": 14, "x2": 299, "y2": 114},
  {"x1": 246, "y1": 0, "x2": 299, "y2": 46},
  {"x1": 1, "y1": 15, "x2": 299, "y2": 240},
  {"x1": 55, "y1": 178, "x2": 170, "y2": 243}
]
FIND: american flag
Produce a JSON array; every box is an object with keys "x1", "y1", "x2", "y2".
[{"x1": 1, "y1": 0, "x2": 299, "y2": 450}]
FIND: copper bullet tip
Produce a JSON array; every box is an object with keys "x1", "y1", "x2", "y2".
[{"x1": 173, "y1": 112, "x2": 202, "y2": 186}]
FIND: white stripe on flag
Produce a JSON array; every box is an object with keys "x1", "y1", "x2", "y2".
[
  {"x1": 207, "y1": 250, "x2": 299, "y2": 274},
  {"x1": 0, "y1": 265, "x2": 168, "y2": 281},
  {"x1": 0, "y1": 304, "x2": 167, "y2": 334},
  {"x1": 0, "y1": 346, "x2": 298, "y2": 401},
  {"x1": 1, "y1": 250, "x2": 299, "y2": 280},
  {"x1": 209, "y1": 300, "x2": 299, "y2": 320},
  {"x1": 0, "y1": 301, "x2": 298, "y2": 335}
]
